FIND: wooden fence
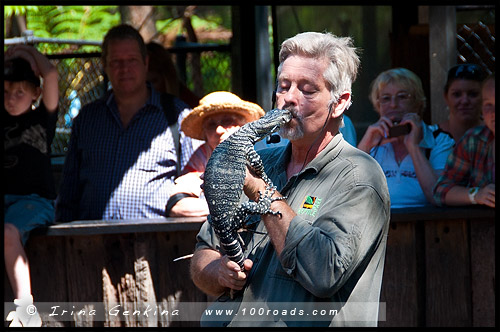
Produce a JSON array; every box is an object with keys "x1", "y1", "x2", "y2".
[
  {"x1": 380, "y1": 206, "x2": 495, "y2": 327},
  {"x1": 3, "y1": 207, "x2": 494, "y2": 327}
]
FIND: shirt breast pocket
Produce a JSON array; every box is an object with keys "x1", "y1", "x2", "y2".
[{"x1": 135, "y1": 131, "x2": 177, "y2": 174}]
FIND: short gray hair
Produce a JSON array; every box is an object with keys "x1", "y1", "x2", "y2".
[{"x1": 278, "y1": 31, "x2": 360, "y2": 104}]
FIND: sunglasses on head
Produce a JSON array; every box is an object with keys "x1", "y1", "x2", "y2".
[{"x1": 447, "y1": 64, "x2": 485, "y2": 81}]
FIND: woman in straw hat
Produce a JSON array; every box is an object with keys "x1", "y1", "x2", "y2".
[{"x1": 166, "y1": 91, "x2": 265, "y2": 217}]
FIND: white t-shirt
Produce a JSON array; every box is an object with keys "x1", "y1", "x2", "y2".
[{"x1": 370, "y1": 122, "x2": 455, "y2": 208}]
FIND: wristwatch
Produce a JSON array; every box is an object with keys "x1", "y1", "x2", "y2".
[{"x1": 468, "y1": 187, "x2": 479, "y2": 204}]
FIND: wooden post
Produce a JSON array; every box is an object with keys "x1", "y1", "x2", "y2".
[
  {"x1": 379, "y1": 222, "x2": 423, "y2": 326},
  {"x1": 469, "y1": 218, "x2": 495, "y2": 326},
  {"x1": 424, "y1": 219, "x2": 471, "y2": 326},
  {"x1": 429, "y1": 6, "x2": 457, "y2": 124}
]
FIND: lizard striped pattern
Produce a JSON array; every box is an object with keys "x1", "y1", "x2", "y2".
[{"x1": 204, "y1": 108, "x2": 292, "y2": 268}]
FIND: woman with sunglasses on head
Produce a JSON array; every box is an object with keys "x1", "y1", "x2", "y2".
[
  {"x1": 439, "y1": 63, "x2": 486, "y2": 142},
  {"x1": 434, "y1": 74, "x2": 495, "y2": 208},
  {"x1": 358, "y1": 68, "x2": 455, "y2": 208}
]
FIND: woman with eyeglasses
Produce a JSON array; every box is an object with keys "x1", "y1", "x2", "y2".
[
  {"x1": 358, "y1": 68, "x2": 455, "y2": 208},
  {"x1": 434, "y1": 74, "x2": 495, "y2": 208},
  {"x1": 439, "y1": 63, "x2": 486, "y2": 141},
  {"x1": 165, "y1": 91, "x2": 265, "y2": 217}
]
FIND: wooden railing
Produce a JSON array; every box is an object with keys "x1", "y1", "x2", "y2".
[
  {"x1": 381, "y1": 206, "x2": 495, "y2": 327},
  {"x1": 3, "y1": 207, "x2": 494, "y2": 327}
]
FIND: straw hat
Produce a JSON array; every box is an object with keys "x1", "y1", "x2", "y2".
[{"x1": 181, "y1": 91, "x2": 265, "y2": 140}]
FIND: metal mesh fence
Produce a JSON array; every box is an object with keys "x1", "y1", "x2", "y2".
[
  {"x1": 188, "y1": 50, "x2": 231, "y2": 93},
  {"x1": 50, "y1": 56, "x2": 105, "y2": 156}
]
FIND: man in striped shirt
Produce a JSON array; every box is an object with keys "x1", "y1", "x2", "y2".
[{"x1": 55, "y1": 24, "x2": 201, "y2": 222}]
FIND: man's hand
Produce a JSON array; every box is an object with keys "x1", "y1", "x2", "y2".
[
  {"x1": 217, "y1": 255, "x2": 253, "y2": 291},
  {"x1": 243, "y1": 167, "x2": 267, "y2": 202},
  {"x1": 476, "y1": 184, "x2": 495, "y2": 208},
  {"x1": 190, "y1": 249, "x2": 253, "y2": 296}
]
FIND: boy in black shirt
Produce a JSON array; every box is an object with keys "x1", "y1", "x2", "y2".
[{"x1": 4, "y1": 45, "x2": 59, "y2": 327}]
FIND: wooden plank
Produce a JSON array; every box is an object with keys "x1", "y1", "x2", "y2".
[
  {"x1": 102, "y1": 233, "x2": 136, "y2": 327},
  {"x1": 102, "y1": 267, "x2": 121, "y2": 327},
  {"x1": 64, "y1": 235, "x2": 106, "y2": 327},
  {"x1": 425, "y1": 219, "x2": 471, "y2": 326},
  {"x1": 391, "y1": 206, "x2": 495, "y2": 222},
  {"x1": 429, "y1": 6, "x2": 456, "y2": 124},
  {"x1": 3, "y1": 236, "x2": 69, "y2": 327},
  {"x1": 27, "y1": 236, "x2": 67, "y2": 302},
  {"x1": 26, "y1": 235, "x2": 69, "y2": 327},
  {"x1": 33, "y1": 218, "x2": 206, "y2": 236},
  {"x1": 9, "y1": 210, "x2": 492, "y2": 327},
  {"x1": 155, "y1": 231, "x2": 207, "y2": 327},
  {"x1": 469, "y1": 218, "x2": 495, "y2": 327},
  {"x1": 118, "y1": 273, "x2": 137, "y2": 327},
  {"x1": 133, "y1": 233, "x2": 158, "y2": 327},
  {"x1": 379, "y1": 221, "x2": 421, "y2": 327}
]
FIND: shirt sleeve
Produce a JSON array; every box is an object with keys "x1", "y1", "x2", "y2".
[
  {"x1": 195, "y1": 218, "x2": 221, "y2": 252},
  {"x1": 429, "y1": 132, "x2": 455, "y2": 171},
  {"x1": 181, "y1": 144, "x2": 210, "y2": 175},
  {"x1": 177, "y1": 107, "x2": 205, "y2": 171},
  {"x1": 54, "y1": 113, "x2": 81, "y2": 222},
  {"x1": 433, "y1": 137, "x2": 473, "y2": 206}
]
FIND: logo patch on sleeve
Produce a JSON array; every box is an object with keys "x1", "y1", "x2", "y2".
[{"x1": 298, "y1": 196, "x2": 322, "y2": 217}]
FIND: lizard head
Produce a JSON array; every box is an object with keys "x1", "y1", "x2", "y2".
[
  {"x1": 259, "y1": 108, "x2": 293, "y2": 134},
  {"x1": 240, "y1": 108, "x2": 293, "y2": 143}
]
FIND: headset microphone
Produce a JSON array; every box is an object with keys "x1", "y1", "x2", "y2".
[{"x1": 266, "y1": 134, "x2": 281, "y2": 144}]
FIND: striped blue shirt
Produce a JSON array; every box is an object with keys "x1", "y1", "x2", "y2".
[{"x1": 55, "y1": 86, "x2": 202, "y2": 222}]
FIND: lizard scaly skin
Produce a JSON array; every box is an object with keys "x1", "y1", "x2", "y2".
[{"x1": 204, "y1": 108, "x2": 292, "y2": 268}]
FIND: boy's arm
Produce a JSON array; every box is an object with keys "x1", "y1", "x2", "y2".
[{"x1": 5, "y1": 45, "x2": 59, "y2": 112}]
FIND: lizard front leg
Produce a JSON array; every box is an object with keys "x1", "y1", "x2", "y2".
[
  {"x1": 246, "y1": 148, "x2": 273, "y2": 185},
  {"x1": 239, "y1": 186, "x2": 285, "y2": 218}
]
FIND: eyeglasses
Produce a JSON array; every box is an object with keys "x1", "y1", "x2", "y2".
[
  {"x1": 378, "y1": 92, "x2": 412, "y2": 105},
  {"x1": 447, "y1": 64, "x2": 485, "y2": 81}
]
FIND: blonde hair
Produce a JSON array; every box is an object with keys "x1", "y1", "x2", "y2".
[{"x1": 369, "y1": 68, "x2": 426, "y2": 116}]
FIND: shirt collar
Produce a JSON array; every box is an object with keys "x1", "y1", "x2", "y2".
[
  {"x1": 306, "y1": 133, "x2": 344, "y2": 173},
  {"x1": 284, "y1": 133, "x2": 344, "y2": 177},
  {"x1": 477, "y1": 125, "x2": 494, "y2": 143},
  {"x1": 277, "y1": 134, "x2": 344, "y2": 194},
  {"x1": 105, "y1": 82, "x2": 162, "y2": 111},
  {"x1": 419, "y1": 121, "x2": 436, "y2": 149}
]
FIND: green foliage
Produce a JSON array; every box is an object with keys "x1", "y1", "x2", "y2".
[
  {"x1": 155, "y1": 17, "x2": 183, "y2": 35},
  {"x1": 5, "y1": 6, "x2": 120, "y2": 53},
  {"x1": 4, "y1": 6, "x2": 38, "y2": 17},
  {"x1": 155, "y1": 5, "x2": 231, "y2": 42},
  {"x1": 191, "y1": 15, "x2": 221, "y2": 30},
  {"x1": 195, "y1": 6, "x2": 232, "y2": 29}
]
